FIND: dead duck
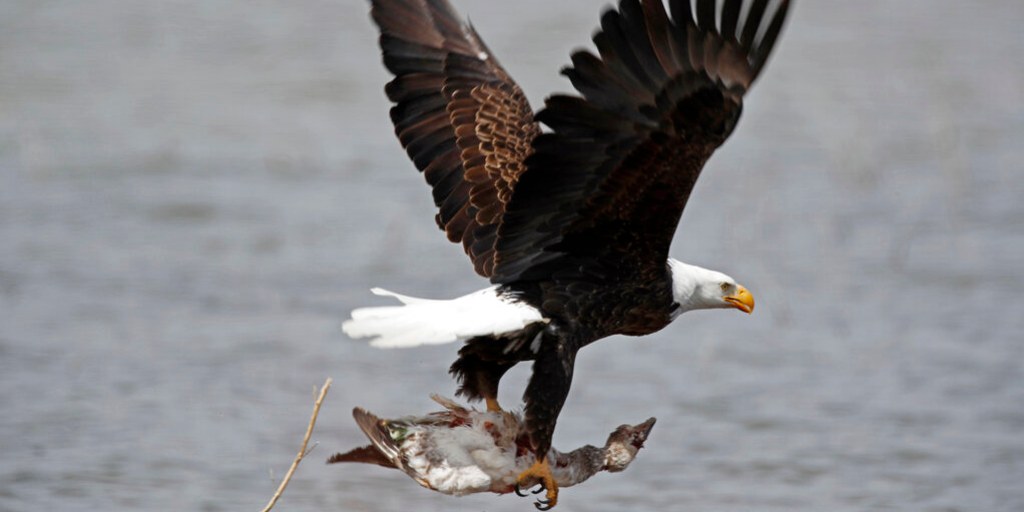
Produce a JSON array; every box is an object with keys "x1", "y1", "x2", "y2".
[{"x1": 328, "y1": 395, "x2": 655, "y2": 502}]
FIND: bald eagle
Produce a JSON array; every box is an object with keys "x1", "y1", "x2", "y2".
[{"x1": 345, "y1": 0, "x2": 790, "y2": 508}]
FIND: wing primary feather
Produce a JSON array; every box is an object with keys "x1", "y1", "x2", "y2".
[
  {"x1": 379, "y1": 34, "x2": 446, "y2": 66},
  {"x1": 750, "y1": 0, "x2": 791, "y2": 76},
  {"x1": 390, "y1": 93, "x2": 447, "y2": 130},
  {"x1": 422, "y1": 149, "x2": 462, "y2": 186},
  {"x1": 385, "y1": 73, "x2": 445, "y2": 102},
  {"x1": 440, "y1": 198, "x2": 473, "y2": 241},
  {"x1": 566, "y1": 50, "x2": 647, "y2": 107},
  {"x1": 686, "y1": 10, "x2": 706, "y2": 72},
  {"x1": 598, "y1": 9, "x2": 659, "y2": 93},
  {"x1": 443, "y1": 53, "x2": 498, "y2": 85},
  {"x1": 640, "y1": 0, "x2": 684, "y2": 76},
  {"x1": 668, "y1": 0, "x2": 693, "y2": 24},
  {"x1": 665, "y1": 3, "x2": 694, "y2": 73},
  {"x1": 406, "y1": 123, "x2": 456, "y2": 169},
  {"x1": 372, "y1": 3, "x2": 443, "y2": 49},
  {"x1": 423, "y1": 0, "x2": 478, "y2": 54},
  {"x1": 537, "y1": 95, "x2": 634, "y2": 135},
  {"x1": 719, "y1": 0, "x2": 743, "y2": 41},
  {"x1": 593, "y1": 39, "x2": 660, "y2": 113},
  {"x1": 618, "y1": 0, "x2": 671, "y2": 85},
  {"x1": 430, "y1": 160, "x2": 468, "y2": 205},
  {"x1": 695, "y1": 0, "x2": 716, "y2": 33},
  {"x1": 703, "y1": 29, "x2": 724, "y2": 80},
  {"x1": 740, "y1": 0, "x2": 771, "y2": 50},
  {"x1": 397, "y1": 116, "x2": 453, "y2": 155}
]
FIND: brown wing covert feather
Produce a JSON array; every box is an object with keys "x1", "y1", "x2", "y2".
[{"x1": 449, "y1": 79, "x2": 540, "y2": 276}]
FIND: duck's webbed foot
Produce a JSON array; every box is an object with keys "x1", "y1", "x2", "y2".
[{"x1": 514, "y1": 458, "x2": 558, "y2": 510}]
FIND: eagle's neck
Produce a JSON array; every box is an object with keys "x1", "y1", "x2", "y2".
[{"x1": 667, "y1": 258, "x2": 718, "y2": 316}]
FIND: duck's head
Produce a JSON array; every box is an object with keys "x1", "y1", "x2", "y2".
[{"x1": 602, "y1": 417, "x2": 656, "y2": 472}]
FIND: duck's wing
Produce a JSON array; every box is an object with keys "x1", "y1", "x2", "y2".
[
  {"x1": 490, "y1": 0, "x2": 790, "y2": 283},
  {"x1": 327, "y1": 407, "x2": 403, "y2": 468},
  {"x1": 326, "y1": 444, "x2": 396, "y2": 468},
  {"x1": 430, "y1": 394, "x2": 472, "y2": 415},
  {"x1": 370, "y1": 0, "x2": 541, "y2": 277}
]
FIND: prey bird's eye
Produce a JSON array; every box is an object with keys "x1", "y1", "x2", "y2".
[{"x1": 720, "y1": 282, "x2": 730, "y2": 292}]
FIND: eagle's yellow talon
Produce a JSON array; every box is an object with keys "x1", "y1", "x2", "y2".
[{"x1": 515, "y1": 458, "x2": 558, "y2": 510}]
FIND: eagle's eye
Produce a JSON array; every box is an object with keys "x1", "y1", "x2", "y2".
[{"x1": 719, "y1": 282, "x2": 730, "y2": 292}]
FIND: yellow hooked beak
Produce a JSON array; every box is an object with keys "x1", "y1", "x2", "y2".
[{"x1": 724, "y1": 285, "x2": 755, "y2": 314}]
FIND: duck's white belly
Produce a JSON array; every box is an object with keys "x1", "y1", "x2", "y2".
[{"x1": 402, "y1": 417, "x2": 524, "y2": 495}]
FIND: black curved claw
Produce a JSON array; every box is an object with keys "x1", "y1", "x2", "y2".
[
  {"x1": 515, "y1": 480, "x2": 546, "y2": 497},
  {"x1": 535, "y1": 498, "x2": 553, "y2": 511}
]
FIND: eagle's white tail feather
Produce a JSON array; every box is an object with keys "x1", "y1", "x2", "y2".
[
  {"x1": 343, "y1": 286, "x2": 544, "y2": 349},
  {"x1": 368, "y1": 287, "x2": 440, "y2": 305}
]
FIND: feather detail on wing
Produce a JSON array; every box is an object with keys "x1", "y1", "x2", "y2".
[
  {"x1": 327, "y1": 408, "x2": 400, "y2": 468},
  {"x1": 370, "y1": 0, "x2": 540, "y2": 278}
]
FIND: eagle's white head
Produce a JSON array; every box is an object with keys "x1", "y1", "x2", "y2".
[{"x1": 668, "y1": 259, "x2": 755, "y2": 317}]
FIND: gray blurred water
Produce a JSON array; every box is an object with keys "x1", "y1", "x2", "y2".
[{"x1": 1, "y1": 1, "x2": 1022, "y2": 511}]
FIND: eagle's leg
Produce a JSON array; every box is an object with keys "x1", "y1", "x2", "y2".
[
  {"x1": 485, "y1": 397, "x2": 502, "y2": 413},
  {"x1": 515, "y1": 339, "x2": 575, "y2": 510},
  {"x1": 450, "y1": 337, "x2": 516, "y2": 412},
  {"x1": 474, "y1": 362, "x2": 512, "y2": 412}
]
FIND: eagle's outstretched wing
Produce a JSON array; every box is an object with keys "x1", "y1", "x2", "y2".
[
  {"x1": 491, "y1": 0, "x2": 790, "y2": 283},
  {"x1": 371, "y1": 0, "x2": 540, "y2": 277}
]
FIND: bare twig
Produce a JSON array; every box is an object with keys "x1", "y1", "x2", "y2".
[{"x1": 261, "y1": 377, "x2": 333, "y2": 512}]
